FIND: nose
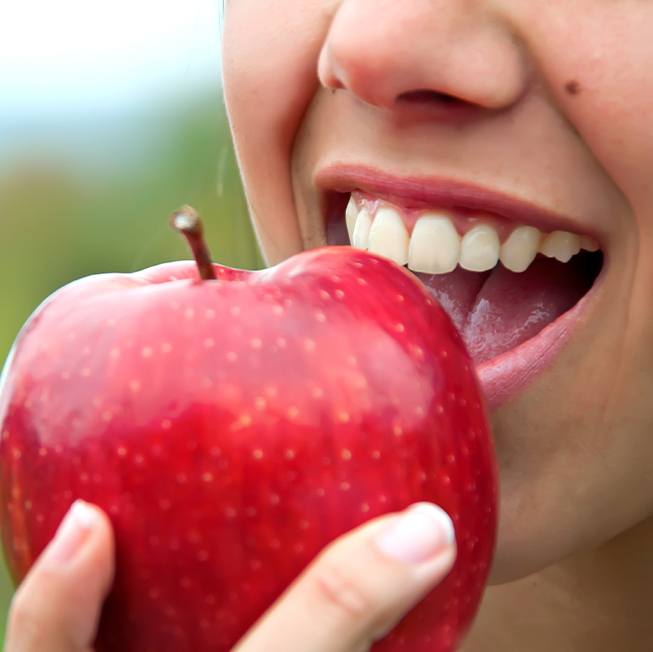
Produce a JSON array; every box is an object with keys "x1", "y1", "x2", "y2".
[{"x1": 318, "y1": 0, "x2": 528, "y2": 113}]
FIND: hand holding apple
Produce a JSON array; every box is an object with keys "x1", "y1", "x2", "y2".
[{"x1": 0, "y1": 207, "x2": 497, "y2": 651}]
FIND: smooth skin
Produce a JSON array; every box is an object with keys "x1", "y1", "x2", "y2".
[{"x1": 7, "y1": 0, "x2": 653, "y2": 650}]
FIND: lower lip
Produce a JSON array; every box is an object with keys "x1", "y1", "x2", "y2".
[{"x1": 473, "y1": 270, "x2": 603, "y2": 409}]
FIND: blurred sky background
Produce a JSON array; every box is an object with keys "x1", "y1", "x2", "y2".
[{"x1": 0, "y1": 0, "x2": 261, "y2": 641}]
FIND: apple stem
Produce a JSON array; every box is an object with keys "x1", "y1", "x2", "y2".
[{"x1": 170, "y1": 206, "x2": 217, "y2": 281}]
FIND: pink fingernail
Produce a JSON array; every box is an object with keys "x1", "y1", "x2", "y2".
[
  {"x1": 47, "y1": 500, "x2": 96, "y2": 563},
  {"x1": 374, "y1": 503, "x2": 456, "y2": 564}
]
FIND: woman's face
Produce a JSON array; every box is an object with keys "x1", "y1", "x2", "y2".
[{"x1": 222, "y1": 1, "x2": 653, "y2": 583}]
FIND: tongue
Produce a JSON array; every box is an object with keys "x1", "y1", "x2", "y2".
[{"x1": 415, "y1": 254, "x2": 597, "y2": 364}]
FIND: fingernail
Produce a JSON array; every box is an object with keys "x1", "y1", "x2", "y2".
[
  {"x1": 47, "y1": 500, "x2": 97, "y2": 564},
  {"x1": 374, "y1": 502, "x2": 456, "y2": 564}
]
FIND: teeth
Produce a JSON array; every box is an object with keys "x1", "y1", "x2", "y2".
[
  {"x1": 500, "y1": 226, "x2": 541, "y2": 273},
  {"x1": 367, "y1": 206, "x2": 410, "y2": 266},
  {"x1": 345, "y1": 196, "x2": 358, "y2": 243},
  {"x1": 580, "y1": 235, "x2": 600, "y2": 252},
  {"x1": 346, "y1": 199, "x2": 600, "y2": 274},
  {"x1": 459, "y1": 225, "x2": 500, "y2": 272},
  {"x1": 352, "y1": 208, "x2": 372, "y2": 249},
  {"x1": 539, "y1": 230, "x2": 581, "y2": 263},
  {"x1": 408, "y1": 214, "x2": 461, "y2": 274}
]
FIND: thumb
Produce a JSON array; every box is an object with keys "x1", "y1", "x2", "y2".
[
  {"x1": 235, "y1": 502, "x2": 457, "y2": 652},
  {"x1": 5, "y1": 500, "x2": 115, "y2": 652}
]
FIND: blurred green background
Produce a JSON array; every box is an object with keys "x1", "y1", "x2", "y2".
[{"x1": 0, "y1": 0, "x2": 260, "y2": 641}]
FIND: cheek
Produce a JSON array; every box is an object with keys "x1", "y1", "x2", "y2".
[
  {"x1": 519, "y1": 2, "x2": 653, "y2": 219},
  {"x1": 222, "y1": 0, "x2": 336, "y2": 263}
]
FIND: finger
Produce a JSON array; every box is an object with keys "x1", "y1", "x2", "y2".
[
  {"x1": 234, "y1": 502, "x2": 456, "y2": 652},
  {"x1": 5, "y1": 500, "x2": 115, "y2": 652}
]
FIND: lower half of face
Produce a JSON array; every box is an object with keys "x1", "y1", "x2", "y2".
[{"x1": 223, "y1": 0, "x2": 653, "y2": 582}]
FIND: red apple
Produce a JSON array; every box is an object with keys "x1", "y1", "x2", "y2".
[{"x1": 0, "y1": 208, "x2": 497, "y2": 651}]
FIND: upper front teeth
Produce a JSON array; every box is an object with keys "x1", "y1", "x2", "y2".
[{"x1": 345, "y1": 196, "x2": 600, "y2": 274}]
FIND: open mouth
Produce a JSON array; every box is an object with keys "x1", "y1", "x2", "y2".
[{"x1": 323, "y1": 183, "x2": 604, "y2": 404}]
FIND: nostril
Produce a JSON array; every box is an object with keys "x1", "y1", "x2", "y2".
[{"x1": 398, "y1": 90, "x2": 463, "y2": 105}]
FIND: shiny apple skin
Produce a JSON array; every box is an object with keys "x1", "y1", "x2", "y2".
[{"x1": 0, "y1": 246, "x2": 497, "y2": 652}]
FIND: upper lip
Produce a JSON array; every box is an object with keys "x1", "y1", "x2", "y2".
[{"x1": 315, "y1": 164, "x2": 601, "y2": 240}]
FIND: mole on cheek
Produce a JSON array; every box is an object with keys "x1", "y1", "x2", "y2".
[{"x1": 565, "y1": 80, "x2": 582, "y2": 96}]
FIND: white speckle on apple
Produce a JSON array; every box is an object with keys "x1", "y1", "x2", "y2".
[
  {"x1": 436, "y1": 404, "x2": 445, "y2": 415},
  {"x1": 338, "y1": 412, "x2": 351, "y2": 424},
  {"x1": 203, "y1": 337, "x2": 215, "y2": 349},
  {"x1": 23, "y1": 499, "x2": 32, "y2": 511},
  {"x1": 197, "y1": 550, "x2": 210, "y2": 562},
  {"x1": 319, "y1": 289, "x2": 331, "y2": 300},
  {"x1": 230, "y1": 414, "x2": 253, "y2": 431},
  {"x1": 80, "y1": 472, "x2": 89, "y2": 484},
  {"x1": 330, "y1": 275, "x2": 342, "y2": 283},
  {"x1": 340, "y1": 481, "x2": 351, "y2": 491},
  {"x1": 141, "y1": 346, "x2": 154, "y2": 358},
  {"x1": 129, "y1": 379, "x2": 141, "y2": 393},
  {"x1": 276, "y1": 337, "x2": 287, "y2": 348},
  {"x1": 371, "y1": 450, "x2": 381, "y2": 460},
  {"x1": 224, "y1": 507, "x2": 237, "y2": 519},
  {"x1": 284, "y1": 448, "x2": 296, "y2": 460},
  {"x1": 356, "y1": 277, "x2": 368, "y2": 286},
  {"x1": 117, "y1": 446, "x2": 127, "y2": 457},
  {"x1": 226, "y1": 351, "x2": 238, "y2": 363},
  {"x1": 249, "y1": 559, "x2": 262, "y2": 571},
  {"x1": 293, "y1": 542, "x2": 305, "y2": 554},
  {"x1": 202, "y1": 471, "x2": 214, "y2": 482},
  {"x1": 396, "y1": 293, "x2": 405, "y2": 303},
  {"x1": 334, "y1": 289, "x2": 345, "y2": 300},
  {"x1": 361, "y1": 502, "x2": 370, "y2": 513},
  {"x1": 230, "y1": 305, "x2": 241, "y2": 317},
  {"x1": 35, "y1": 513, "x2": 44, "y2": 524},
  {"x1": 134, "y1": 454, "x2": 145, "y2": 466},
  {"x1": 37, "y1": 447, "x2": 47, "y2": 457},
  {"x1": 159, "y1": 498, "x2": 172, "y2": 511},
  {"x1": 264, "y1": 385, "x2": 278, "y2": 398},
  {"x1": 101, "y1": 410, "x2": 113, "y2": 423},
  {"x1": 161, "y1": 342, "x2": 173, "y2": 354},
  {"x1": 273, "y1": 305, "x2": 284, "y2": 316},
  {"x1": 315, "y1": 311, "x2": 327, "y2": 322},
  {"x1": 393, "y1": 424, "x2": 403, "y2": 437},
  {"x1": 287, "y1": 406, "x2": 299, "y2": 419},
  {"x1": 379, "y1": 494, "x2": 388, "y2": 504},
  {"x1": 161, "y1": 419, "x2": 172, "y2": 430},
  {"x1": 205, "y1": 308, "x2": 216, "y2": 320},
  {"x1": 441, "y1": 474, "x2": 451, "y2": 486},
  {"x1": 415, "y1": 406, "x2": 425, "y2": 417},
  {"x1": 252, "y1": 448, "x2": 264, "y2": 460},
  {"x1": 304, "y1": 338, "x2": 316, "y2": 353},
  {"x1": 311, "y1": 386, "x2": 325, "y2": 399},
  {"x1": 419, "y1": 471, "x2": 427, "y2": 482},
  {"x1": 394, "y1": 322, "x2": 406, "y2": 334},
  {"x1": 254, "y1": 396, "x2": 267, "y2": 411},
  {"x1": 341, "y1": 448, "x2": 352, "y2": 460},
  {"x1": 316, "y1": 487, "x2": 326, "y2": 498},
  {"x1": 250, "y1": 338, "x2": 263, "y2": 349},
  {"x1": 184, "y1": 308, "x2": 195, "y2": 320}
]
